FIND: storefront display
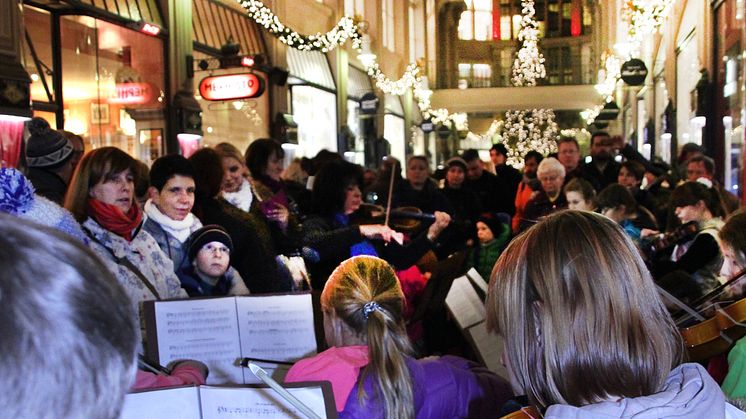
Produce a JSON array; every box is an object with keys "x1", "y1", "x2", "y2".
[{"x1": 23, "y1": 6, "x2": 167, "y2": 165}]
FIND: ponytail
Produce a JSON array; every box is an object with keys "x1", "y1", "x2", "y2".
[
  {"x1": 363, "y1": 306, "x2": 414, "y2": 419},
  {"x1": 322, "y1": 256, "x2": 415, "y2": 418}
]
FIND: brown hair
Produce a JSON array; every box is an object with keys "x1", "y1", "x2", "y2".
[
  {"x1": 322, "y1": 256, "x2": 413, "y2": 419},
  {"x1": 486, "y1": 210, "x2": 683, "y2": 408},
  {"x1": 720, "y1": 210, "x2": 746, "y2": 269},
  {"x1": 564, "y1": 177, "x2": 595, "y2": 202},
  {"x1": 64, "y1": 147, "x2": 138, "y2": 222}
]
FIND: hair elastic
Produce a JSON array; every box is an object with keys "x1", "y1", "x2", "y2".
[{"x1": 362, "y1": 301, "x2": 381, "y2": 319}]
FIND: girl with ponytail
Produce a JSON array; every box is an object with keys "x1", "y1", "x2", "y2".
[
  {"x1": 652, "y1": 179, "x2": 727, "y2": 303},
  {"x1": 285, "y1": 255, "x2": 511, "y2": 418}
]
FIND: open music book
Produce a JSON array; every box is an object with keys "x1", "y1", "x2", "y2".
[
  {"x1": 142, "y1": 293, "x2": 318, "y2": 384},
  {"x1": 119, "y1": 382, "x2": 337, "y2": 419},
  {"x1": 445, "y1": 268, "x2": 506, "y2": 378}
]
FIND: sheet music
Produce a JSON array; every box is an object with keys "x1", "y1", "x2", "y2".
[
  {"x1": 445, "y1": 275, "x2": 486, "y2": 329},
  {"x1": 119, "y1": 386, "x2": 202, "y2": 419},
  {"x1": 236, "y1": 294, "x2": 317, "y2": 365},
  {"x1": 199, "y1": 385, "x2": 328, "y2": 419},
  {"x1": 466, "y1": 268, "x2": 489, "y2": 294},
  {"x1": 467, "y1": 322, "x2": 507, "y2": 379},
  {"x1": 154, "y1": 298, "x2": 243, "y2": 384}
]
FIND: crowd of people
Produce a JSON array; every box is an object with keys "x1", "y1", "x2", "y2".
[{"x1": 2, "y1": 117, "x2": 746, "y2": 417}]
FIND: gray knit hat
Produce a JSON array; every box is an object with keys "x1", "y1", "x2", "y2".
[{"x1": 25, "y1": 118, "x2": 73, "y2": 168}]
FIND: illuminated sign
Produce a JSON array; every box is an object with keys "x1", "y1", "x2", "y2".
[
  {"x1": 241, "y1": 56, "x2": 255, "y2": 67},
  {"x1": 139, "y1": 22, "x2": 161, "y2": 36},
  {"x1": 198, "y1": 73, "x2": 265, "y2": 101},
  {"x1": 109, "y1": 82, "x2": 152, "y2": 105}
]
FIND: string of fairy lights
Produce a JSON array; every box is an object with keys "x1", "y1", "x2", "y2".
[
  {"x1": 235, "y1": 0, "x2": 463, "y2": 128},
  {"x1": 491, "y1": 0, "x2": 557, "y2": 169},
  {"x1": 582, "y1": 0, "x2": 675, "y2": 126}
]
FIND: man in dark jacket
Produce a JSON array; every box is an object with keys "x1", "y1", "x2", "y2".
[
  {"x1": 463, "y1": 149, "x2": 514, "y2": 216},
  {"x1": 580, "y1": 131, "x2": 620, "y2": 191}
]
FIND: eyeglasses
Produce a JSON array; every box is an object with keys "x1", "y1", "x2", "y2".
[{"x1": 202, "y1": 243, "x2": 230, "y2": 254}]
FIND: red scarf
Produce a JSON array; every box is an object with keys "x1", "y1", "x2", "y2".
[{"x1": 87, "y1": 199, "x2": 143, "y2": 241}]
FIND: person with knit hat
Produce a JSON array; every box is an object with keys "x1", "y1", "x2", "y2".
[
  {"x1": 468, "y1": 215, "x2": 511, "y2": 281},
  {"x1": 24, "y1": 117, "x2": 76, "y2": 205},
  {"x1": 177, "y1": 225, "x2": 250, "y2": 297},
  {"x1": 0, "y1": 167, "x2": 86, "y2": 242}
]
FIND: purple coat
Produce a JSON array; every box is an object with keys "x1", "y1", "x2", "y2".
[{"x1": 342, "y1": 355, "x2": 512, "y2": 419}]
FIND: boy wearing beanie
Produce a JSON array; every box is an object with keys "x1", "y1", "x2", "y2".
[{"x1": 177, "y1": 225, "x2": 250, "y2": 297}]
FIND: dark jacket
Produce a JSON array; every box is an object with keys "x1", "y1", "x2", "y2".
[
  {"x1": 195, "y1": 197, "x2": 291, "y2": 294},
  {"x1": 25, "y1": 167, "x2": 67, "y2": 205},
  {"x1": 579, "y1": 159, "x2": 620, "y2": 191},
  {"x1": 519, "y1": 190, "x2": 568, "y2": 232},
  {"x1": 302, "y1": 214, "x2": 435, "y2": 289},
  {"x1": 464, "y1": 171, "x2": 514, "y2": 216}
]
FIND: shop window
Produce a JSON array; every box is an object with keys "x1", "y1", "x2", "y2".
[
  {"x1": 291, "y1": 86, "x2": 337, "y2": 157},
  {"x1": 344, "y1": 0, "x2": 365, "y2": 17},
  {"x1": 56, "y1": 15, "x2": 166, "y2": 165},
  {"x1": 458, "y1": 0, "x2": 493, "y2": 41},
  {"x1": 23, "y1": 6, "x2": 55, "y2": 104}
]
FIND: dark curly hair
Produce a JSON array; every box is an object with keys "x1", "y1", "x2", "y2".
[{"x1": 312, "y1": 160, "x2": 364, "y2": 217}]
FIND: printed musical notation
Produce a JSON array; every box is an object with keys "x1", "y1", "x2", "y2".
[
  {"x1": 149, "y1": 294, "x2": 317, "y2": 385},
  {"x1": 236, "y1": 294, "x2": 317, "y2": 363}
]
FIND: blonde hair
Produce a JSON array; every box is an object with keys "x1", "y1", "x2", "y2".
[
  {"x1": 486, "y1": 210, "x2": 683, "y2": 409},
  {"x1": 64, "y1": 147, "x2": 138, "y2": 222},
  {"x1": 213, "y1": 142, "x2": 244, "y2": 164},
  {"x1": 322, "y1": 256, "x2": 414, "y2": 419}
]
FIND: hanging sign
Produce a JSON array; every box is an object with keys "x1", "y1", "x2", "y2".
[
  {"x1": 620, "y1": 59, "x2": 648, "y2": 86},
  {"x1": 595, "y1": 101, "x2": 620, "y2": 121},
  {"x1": 109, "y1": 82, "x2": 153, "y2": 105},
  {"x1": 421, "y1": 118, "x2": 434, "y2": 133},
  {"x1": 199, "y1": 73, "x2": 265, "y2": 101},
  {"x1": 359, "y1": 92, "x2": 379, "y2": 115}
]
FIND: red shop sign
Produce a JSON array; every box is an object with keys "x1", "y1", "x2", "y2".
[
  {"x1": 109, "y1": 82, "x2": 153, "y2": 105},
  {"x1": 199, "y1": 73, "x2": 265, "y2": 101}
]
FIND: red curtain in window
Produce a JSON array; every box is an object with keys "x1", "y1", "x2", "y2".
[
  {"x1": 571, "y1": 0, "x2": 582, "y2": 36},
  {"x1": 493, "y1": 6, "x2": 501, "y2": 40},
  {"x1": 0, "y1": 119, "x2": 25, "y2": 168}
]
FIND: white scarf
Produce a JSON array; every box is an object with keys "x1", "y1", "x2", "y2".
[
  {"x1": 222, "y1": 178, "x2": 254, "y2": 212},
  {"x1": 144, "y1": 199, "x2": 198, "y2": 243}
]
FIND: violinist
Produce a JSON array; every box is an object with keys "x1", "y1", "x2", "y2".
[
  {"x1": 719, "y1": 211, "x2": 746, "y2": 400},
  {"x1": 651, "y1": 180, "x2": 726, "y2": 304},
  {"x1": 303, "y1": 160, "x2": 450, "y2": 290},
  {"x1": 487, "y1": 210, "x2": 746, "y2": 417}
]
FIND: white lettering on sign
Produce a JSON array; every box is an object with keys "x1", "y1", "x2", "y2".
[{"x1": 199, "y1": 74, "x2": 264, "y2": 101}]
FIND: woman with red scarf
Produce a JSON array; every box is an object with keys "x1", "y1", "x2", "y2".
[{"x1": 65, "y1": 147, "x2": 187, "y2": 312}]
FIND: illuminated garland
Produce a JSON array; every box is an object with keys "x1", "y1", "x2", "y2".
[
  {"x1": 237, "y1": 0, "x2": 361, "y2": 52},
  {"x1": 493, "y1": 0, "x2": 556, "y2": 168},
  {"x1": 622, "y1": 0, "x2": 675, "y2": 43},
  {"x1": 236, "y1": 0, "x2": 463, "y2": 127},
  {"x1": 511, "y1": 0, "x2": 546, "y2": 87}
]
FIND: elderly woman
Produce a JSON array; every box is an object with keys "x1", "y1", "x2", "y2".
[
  {"x1": 303, "y1": 159, "x2": 450, "y2": 289},
  {"x1": 64, "y1": 147, "x2": 186, "y2": 310},
  {"x1": 487, "y1": 210, "x2": 745, "y2": 417},
  {"x1": 518, "y1": 157, "x2": 567, "y2": 232}
]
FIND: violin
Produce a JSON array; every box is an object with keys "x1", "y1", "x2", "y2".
[
  {"x1": 642, "y1": 221, "x2": 699, "y2": 259},
  {"x1": 350, "y1": 203, "x2": 436, "y2": 232},
  {"x1": 675, "y1": 268, "x2": 746, "y2": 361},
  {"x1": 500, "y1": 406, "x2": 542, "y2": 418}
]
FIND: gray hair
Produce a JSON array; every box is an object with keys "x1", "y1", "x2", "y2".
[
  {"x1": 537, "y1": 157, "x2": 566, "y2": 178},
  {"x1": 0, "y1": 214, "x2": 137, "y2": 419}
]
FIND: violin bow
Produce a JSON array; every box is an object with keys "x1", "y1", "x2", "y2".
[
  {"x1": 690, "y1": 268, "x2": 746, "y2": 311},
  {"x1": 384, "y1": 160, "x2": 396, "y2": 228}
]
